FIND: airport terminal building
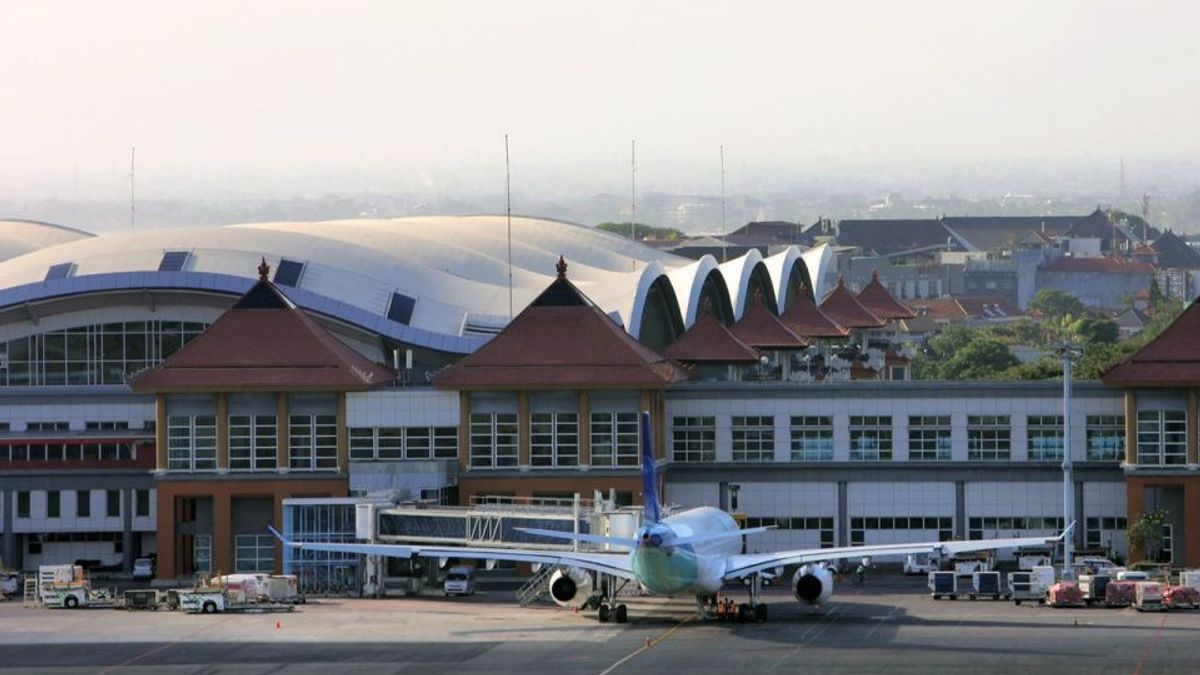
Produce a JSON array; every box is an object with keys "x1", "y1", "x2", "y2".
[{"x1": 0, "y1": 216, "x2": 1195, "y2": 577}]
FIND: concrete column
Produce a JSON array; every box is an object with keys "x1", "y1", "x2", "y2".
[
  {"x1": 156, "y1": 491, "x2": 177, "y2": 579},
  {"x1": 1, "y1": 490, "x2": 14, "y2": 572},
  {"x1": 954, "y1": 481, "x2": 966, "y2": 539},
  {"x1": 336, "y1": 392, "x2": 349, "y2": 471},
  {"x1": 517, "y1": 392, "x2": 531, "y2": 468},
  {"x1": 837, "y1": 481, "x2": 849, "y2": 547},
  {"x1": 213, "y1": 493, "x2": 232, "y2": 575},
  {"x1": 578, "y1": 391, "x2": 591, "y2": 466},
  {"x1": 1074, "y1": 480, "x2": 1085, "y2": 549},
  {"x1": 276, "y1": 393, "x2": 290, "y2": 470},
  {"x1": 155, "y1": 393, "x2": 168, "y2": 470},
  {"x1": 1188, "y1": 389, "x2": 1198, "y2": 465},
  {"x1": 122, "y1": 488, "x2": 134, "y2": 574},
  {"x1": 216, "y1": 393, "x2": 229, "y2": 472},
  {"x1": 458, "y1": 392, "x2": 471, "y2": 469},
  {"x1": 1124, "y1": 390, "x2": 1137, "y2": 465}
]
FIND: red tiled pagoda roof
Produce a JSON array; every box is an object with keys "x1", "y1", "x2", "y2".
[
  {"x1": 131, "y1": 272, "x2": 393, "y2": 392},
  {"x1": 435, "y1": 258, "x2": 688, "y2": 390},
  {"x1": 779, "y1": 292, "x2": 850, "y2": 338},
  {"x1": 820, "y1": 278, "x2": 886, "y2": 329},
  {"x1": 856, "y1": 271, "x2": 915, "y2": 320},
  {"x1": 730, "y1": 302, "x2": 808, "y2": 350},
  {"x1": 1103, "y1": 303, "x2": 1200, "y2": 386},
  {"x1": 662, "y1": 314, "x2": 760, "y2": 364}
]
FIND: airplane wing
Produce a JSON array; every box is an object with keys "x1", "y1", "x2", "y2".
[
  {"x1": 723, "y1": 528, "x2": 1072, "y2": 580},
  {"x1": 270, "y1": 527, "x2": 635, "y2": 580}
]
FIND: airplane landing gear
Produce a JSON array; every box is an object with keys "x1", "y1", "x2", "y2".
[{"x1": 597, "y1": 602, "x2": 628, "y2": 623}]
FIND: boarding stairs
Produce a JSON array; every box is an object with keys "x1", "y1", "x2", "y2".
[
  {"x1": 515, "y1": 564, "x2": 556, "y2": 606},
  {"x1": 22, "y1": 575, "x2": 39, "y2": 608}
]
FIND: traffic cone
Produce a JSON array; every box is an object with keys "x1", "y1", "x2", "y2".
[{"x1": 275, "y1": 620, "x2": 281, "y2": 630}]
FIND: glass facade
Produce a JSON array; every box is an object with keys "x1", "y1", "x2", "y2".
[
  {"x1": 234, "y1": 534, "x2": 276, "y2": 573},
  {"x1": 350, "y1": 426, "x2": 457, "y2": 461},
  {"x1": 1086, "y1": 415, "x2": 1124, "y2": 461},
  {"x1": 469, "y1": 413, "x2": 518, "y2": 469},
  {"x1": 1027, "y1": 415, "x2": 1064, "y2": 461},
  {"x1": 0, "y1": 321, "x2": 206, "y2": 386},
  {"x1": 968, "y1": 415, "x2": 1011, "y2": 460},
  {"x1": 289, "y1": 414, "x2": 338, "y2": 470},
  {"x1": 590, "y1": 412, "x2": 639, "y2": 468},
  {"x1": 789, "y1": 416, "x2": 833, "y2": 461},
  {"x1": 672, "y1": 416, "x2": 715, "y2": 462},
  {"x1": 849, "y1": 415, "x2": 892, "y2": 461},
  {"x1": 283, "y1": 502, "x2": 360, "y2": 596},
  {"x1": 908, "y1": 415, "x2": 951, "y2": 461},
  {"x1": 731, "y1": 416, "x2": 774, "y2": 462},
  {"x1": 1136, "y1": 410, "x2": 1186, "y2": 466},
  {"x1": 229, "y1": 415, "x2": 278, "y2": 471},
  {"x1": 167, "y1": 415, "x2": 216, "y2": 471},
  {"x1": 530, "y1": 412, "x2": 579, "y2": 468}
]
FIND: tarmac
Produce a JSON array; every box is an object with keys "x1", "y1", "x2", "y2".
[{"x1": 2, "y1": 572, "x2": 1199, "y2": 674}]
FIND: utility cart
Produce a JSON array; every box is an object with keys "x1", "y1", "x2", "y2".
[
  {"x1": 929, "y1": 571, "x2": 957, "y2": 599},
  {"x1": 969, "y1": 571, "x2": 1004, "y2": 600}
]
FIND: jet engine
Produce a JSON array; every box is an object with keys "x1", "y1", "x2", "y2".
[
  {"x1": 792, "y1": 563, "x2": 834, "y2": 605},
  {"x1": 548, "y1": 567, "x2": 594, "y2": 608}
]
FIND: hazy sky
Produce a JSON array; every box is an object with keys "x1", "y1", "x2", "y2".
[{"x1": 2, "y1": 0, "x2": 1197, "y2": 195}]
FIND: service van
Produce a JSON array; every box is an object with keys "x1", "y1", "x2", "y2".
[{"x1": 443, "y1": 566, "x2": 476, "y2": 596}]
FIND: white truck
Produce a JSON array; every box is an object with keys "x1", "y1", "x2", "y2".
[{"x1": 37, "y1": 565, "x2": 115, "y2": 609}]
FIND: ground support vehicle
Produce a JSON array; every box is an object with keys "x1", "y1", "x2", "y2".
[
  {"x1": 951, "y1": 553, "x2": 992, "y2": 577},
  {"x1": 122, "y1": 589, "x2": 161, "y2": 610},
  {"x1": 904, "y1": 553, "x2": 936, "y2": 576},
  {"x1": 1008, "y1": 571, "x2": 1049, "y2": 605},
  {"x1": 1046, "y1": 582, "x2": 1086, "y2": 608},
  {"x1": 177, "y1": 589, "x2": 294, "y2": 614},
  {"x1": 969, "y1": 571, "x2": 1004, "y2": 600},
  {"x1": 1104, "y1": 580, "x2": 1137, "y2": 607},
  {"x1": 37, "y1": 565, "x2": 116, "y2": 609},
  {"x1": 928, "y1": 571, "x2": 957, "y2": 599},
  {"x1": 1078, "y1": 574, "x2": 1112, "y2": 605},
  {"x1": 1134, "y1": 582, "x2": 1166, "y2": 612},
  {"x1": 1163, "y1": 585, "x2": 1199, "y2": 610},
  {"x1": 1014, "y1": 548, "x2": 1054, "y2": 571}
]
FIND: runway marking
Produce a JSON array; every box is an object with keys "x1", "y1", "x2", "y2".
[
  {"x1": 596, "y1": 612, "x2": 697, "y2": 675},
  {"x1": 1131, "y1": 612, "x2": 1168, "y2": 675},
  {"x1": 96, "y1": 614, "x2": 233, "y2": 675}
]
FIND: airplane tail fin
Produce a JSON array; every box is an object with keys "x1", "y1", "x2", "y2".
[{"x1": 640, "y1": 410, "x2": 661, "y2": 523}]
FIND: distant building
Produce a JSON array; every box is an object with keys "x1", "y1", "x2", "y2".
[{"x1": 1036, "y1": 257, "x2": 1155, "y2": 310}]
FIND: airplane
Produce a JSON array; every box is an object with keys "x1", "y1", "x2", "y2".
[{"x1": 272, "y1": 411, "x2": 1072, "y2": 624}]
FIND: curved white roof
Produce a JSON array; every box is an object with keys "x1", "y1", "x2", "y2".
[
  {"x1": 0, "y1": 219, "x2": 93, "y2": 263},
  {"x1": 0, "y1": 215, "x2": 833, "y2": 353}
]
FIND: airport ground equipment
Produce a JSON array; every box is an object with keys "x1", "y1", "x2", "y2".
[
  {"x1": 1077, "y1": 574, "x2": 1111, "y2": 605},
  {"x1": 36, "y1": 565, "x2": 116, "y2": 609},
  {"x1": 904, "y1": 553, "x2": 936, "y2": 576},
  {"x1": 1133, "y1": 582, "x2": 1166, "y2": 612},
  {"x1": 1008, "y1": 569, "x2": 1052, "y2": 605},
  {"x1": 928, "y1": 571, "x2": 957, "y2": 599},
  {"x1": 1179, "y1": 570, "x2": 1200, "y2": 591},
  {"x1": 969, "y1": 571, "x2": 1003, "y2": 600},
  {"x1": 951, "y1": 553, "x2": 992, "y2": 577},
  {"x1": 1046, "y1": 581, "x2": 1085, "y2": 608},
  {"x1": 1104, "y1": 580, "x2": 1137, "y2": 607},
  {"x1": 1162, "y1": 585, "x2": 1199, "y2": 610},
  {"x1": 122, "y1": 589, "x2": 161, "y2": 610},
  {"x1": 1015, "y1": 547, "x2": 1054, "y2": 571}
]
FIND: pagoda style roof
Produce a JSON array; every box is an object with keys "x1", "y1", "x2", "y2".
[
  {"x1": 730, "y1": 302, "x2": 808, "y2": 350},
  {"x1": 131, "y1": 260, "x2": 393, "y2": 392},
  {"x1": 435, "y1": 257, "x2": 688, "y2": 390},
  {"x1": 662, "y1": 313, "x2": 760, "y2": 364},
  {"x1": 779, "y1": 291, "x2": 850, "y2": 338},
  {"x1": 856, "y1": 271, "x2": 915, "y2": 320},
  {"x1": 1102, "y1": 302, "x2": 1200, "y2": 386},
  {"x1": 820, "y1": 278, "x2": 885, "y2": 329}
]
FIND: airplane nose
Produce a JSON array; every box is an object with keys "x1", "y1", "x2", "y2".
[{"x1": 649, "y1": 533, "x2": 663, "y2": 547}]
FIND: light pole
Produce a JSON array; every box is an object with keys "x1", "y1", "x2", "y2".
[{"x1": 1060, "y1": 340, "x2": 1082, "y2": 579}]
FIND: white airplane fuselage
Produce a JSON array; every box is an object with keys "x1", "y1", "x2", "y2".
[{"x1": 630, "y1": 506, "x2": 741, "y2": 596}]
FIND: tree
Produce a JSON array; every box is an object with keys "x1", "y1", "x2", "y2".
[
  {"x1": 1030, "y1": 289, "x2": 1085, "y2": 324},
  {"x1": 1000, "y1": 357, "x2": 1061, "y2": 380},
  {"x1": 1128, "y1": 510, "x2": 1167, "y2": 563},
  {"x1": 1068, "y1": 315, "x2": 1119, "y2": 345},
  {"x1": 596, "y1": 222, "x2": 685, "y2": 241},
  {"x1": 937, "y1": 337, "x2": 1019, "y2": 380}
]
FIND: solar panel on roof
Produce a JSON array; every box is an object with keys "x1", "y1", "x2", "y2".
[
  {"x1": 274, "y1": 259, "x2": 305, "y2": 287},
  {"x1": 387, "y1": 292, "x2": 416, "y2": 325},
  {"x1": 158, "y1": 251, "x2": 190, "y2": 271},
  {"x1": 44, "y1": 262, "x2": 76, "y2": 280}
]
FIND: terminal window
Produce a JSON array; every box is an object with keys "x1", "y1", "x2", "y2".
[
  {"x1": 908, "y1": 415, "x2": 951, "y2": 461},
  {"x1": 671, "y1": 416, "x2": 715, "y2": 462},
  {"x1": 789, "y1": 416, "x2": 833, "y2": 461},
  {"x1": 1027, "y1": 415, "x2": 1064, "y2": 461},
  {"x1": 1086, "y1": 415, "x2": 1124, "y2": 461},
  {"x1": 731, "y1": 416, "x2": 774, "y2": 462},
  {"x1": 967, "y1": 415, "x2": 1010, "y2": 461},
  {"x1": 1135, "y1": 410, "x2": 1186, "y2": 466},
  {"x1": 530, "y1": 412, "x2": 579, "y2": 468},
  {"x1": 590, "y1": 412, "x2": 638, "y2": 468},
  {"x1": 849, "y1": 416, "x2": 892, "y2": 461}
]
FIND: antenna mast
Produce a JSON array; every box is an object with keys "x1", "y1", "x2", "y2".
[
  {"x1": 129, "y1": 146, "x2": 136, "y2": 232},
  {"x1": 505, "y1": 134, "x2": 513, "y2": 319},
  {"x1": 720, "y1": 145, "x2": 727, "y2": 263},
  {"x1": 630, "y1": 139, "x2": 636, "y2": 243}
]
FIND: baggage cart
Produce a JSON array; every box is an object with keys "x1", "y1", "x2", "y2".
[
  {"x1": 1008, "y1": 571, "x2": 1047, "y2": 605},
  {"x1": 928, "y1": 571, "x2": 957, "y2": 599},
  {"x1": 1134, "y1": 582, "x2": 1165, "y2": 612},
  {"x1": 123, "y1": 589, "x2": 160, "y2": 610},
  {"x1": 1046, "y1": 581, "x2": 1085, "y2": 608},
  {"x1": 1078, "y1": 574, "x2": 1111, "y2": 605},
  {"x1": 970, "y1": 571, "x2": 1003, "y2": 600}
]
